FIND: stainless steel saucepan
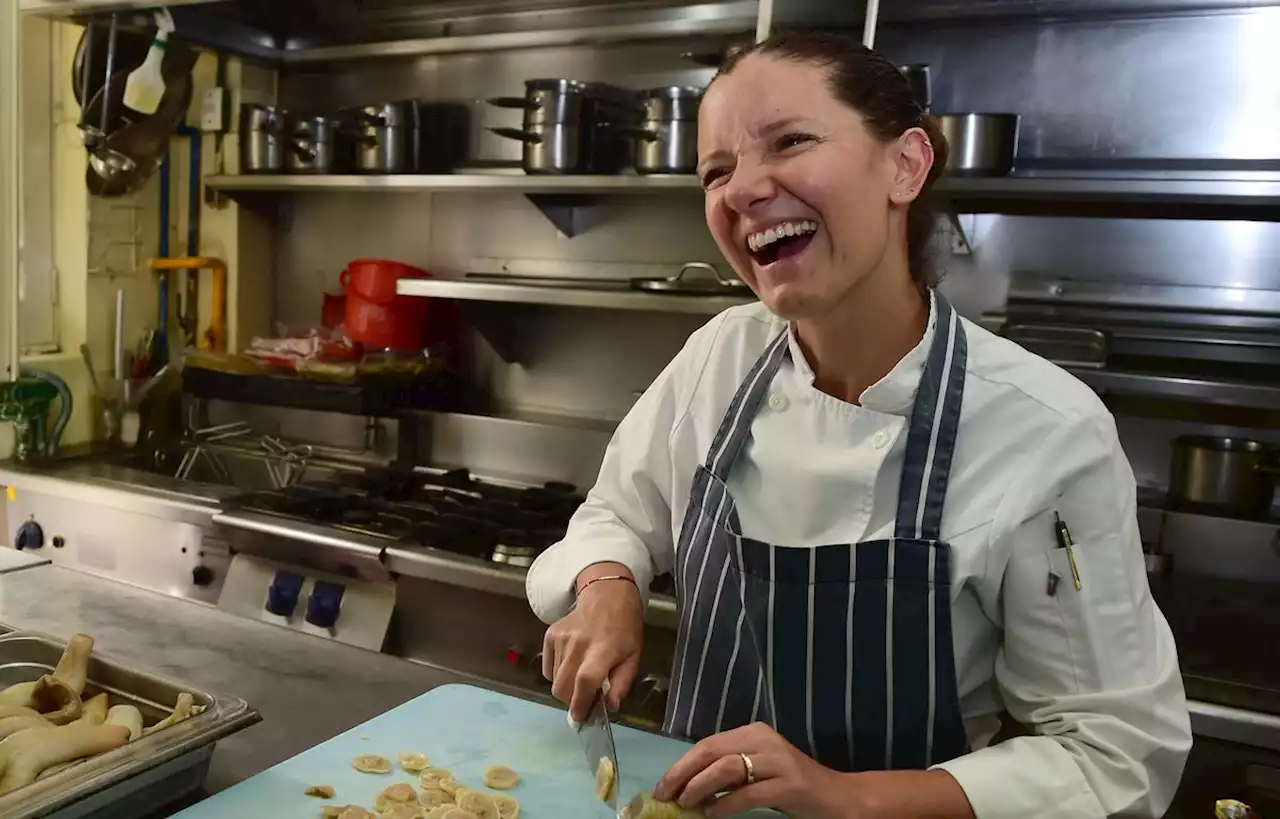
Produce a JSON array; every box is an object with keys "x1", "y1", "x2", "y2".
[
  {"x1": 935, "y1": 113, "x2": 1020, "y2": 177},
  {"x1": 1168, "y1": 435, "x2": 1280, "y2": 519}
]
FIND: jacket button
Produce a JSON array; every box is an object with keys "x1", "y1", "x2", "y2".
[
  {"x1": 768, "y1": 392, "x2": 789, "y2": 412},
  {"x1": 872, "y1": 430, "x2": 889, "y2": 449}
]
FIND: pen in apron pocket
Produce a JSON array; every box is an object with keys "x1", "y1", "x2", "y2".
[{"x1": 1054, "y1": 511, "x2": 1082, "y2": 591}]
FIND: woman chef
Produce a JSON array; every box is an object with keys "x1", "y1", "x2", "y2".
[{"x1": 526, "y1": 31, "x2": 1191, "y2": 819}]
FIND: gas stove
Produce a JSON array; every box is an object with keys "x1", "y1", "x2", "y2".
[{"x1": 225, "y1": 467, "x2": 585, "y2": 569}]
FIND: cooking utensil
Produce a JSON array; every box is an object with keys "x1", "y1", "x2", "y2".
[
  {"x1": 339, "y1": 259, "x2": 432, "y2": 350},
  {"x1": 625, "y1": 87, "x2": 702, "y2": 175},
  {"x1": 898, "y1": 64, "x2": 932, "y2": 111},
  {"x1": 572, "y1": 681, "x2": 620, "y2": 812},
  {"x1": 240, "y1": 104, "x2": 287, "y2": 174},
  {"x1": 488, "y1": 79, "x2": 589, "y2": 126},
  {"x1": 1168, "y1": 436, "x2": 1280, "y2": 519},
  {"x1": 346, "y1": 101, "x2": 419, "y2": 174},
  {"x1": 935, "y1": 113, "x2": 1020, "y2": 177},
  {"x1": 287, "y1": 116, "x2": 340, "y2": 174},
  {"x1": 489, "y1": 124, "x2": 581, "y2": 174},
  {"x1": 632, "y1": 262, "x2": 752, "y2": 295}
]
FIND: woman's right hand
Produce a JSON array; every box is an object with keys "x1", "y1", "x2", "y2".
[{"x1": 542, "y1": 562, "x2": 645, "y2": 722}]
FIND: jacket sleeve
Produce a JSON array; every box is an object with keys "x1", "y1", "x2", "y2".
[
  {"x1": 525, "y1": 314, "x2": 726, "y2": 624},
  {"x1": 934, "y1": 413, "x2": 1192, "y2": 819}
]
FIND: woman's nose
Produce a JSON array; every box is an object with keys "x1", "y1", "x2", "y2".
[{"x1": 723, "y1": 161, "x2": 776, "y2": 213}]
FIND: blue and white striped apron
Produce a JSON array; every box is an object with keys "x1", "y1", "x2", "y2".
[{"x1": 663, "y1": 294, "x2": 970, "y2": 772}]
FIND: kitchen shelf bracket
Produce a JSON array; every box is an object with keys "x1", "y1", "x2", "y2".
[
  {"x1": 457, "y1": 303, "x2": 527, "y2": 365},
  {"x1": 524, "y1": 194, "x2": 603, "y2": 238}
]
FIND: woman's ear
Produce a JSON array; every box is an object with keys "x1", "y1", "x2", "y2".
[{"x1": 890, "y1": 127, "x2": 934, "y2": 204}]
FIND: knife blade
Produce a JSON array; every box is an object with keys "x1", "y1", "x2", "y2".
[{"x1": 571, "y1": 680, "x2": 620, "y2": 811}]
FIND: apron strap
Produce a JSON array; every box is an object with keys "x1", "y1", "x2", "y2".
[
  {"x1": 894, "y1": 294, "x2": 969, "y2": 541},
  {"x1": 706, "y1": 329, "x2": 790, "y2": 479}
]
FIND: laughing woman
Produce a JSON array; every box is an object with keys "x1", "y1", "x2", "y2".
[{"x1": 527, "y1": 31, "x2": 1191, "y2": 819}]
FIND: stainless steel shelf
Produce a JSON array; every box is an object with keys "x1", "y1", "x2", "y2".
[
  {"x1": 206, "y1": 174, "x2": 701, "y2": 195},
  {"x1": 1070, "y1": 369, "x2": 1280, "y2": 410},
  {"x1": 397, "y1": 277, "x2": 751, "y2": 316},
  {"x1": 206, "y1": 172, "x2": 1280, "y2": 216},
  {"x1": 936, "y1": 173, "x2": 1280, "y2": 207}
]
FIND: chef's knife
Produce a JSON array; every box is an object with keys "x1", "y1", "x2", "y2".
[{"x1": 570, "y1": 679, "x2": 621, "y2": 811}]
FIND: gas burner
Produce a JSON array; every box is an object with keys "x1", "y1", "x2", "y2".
[{"x1": 225, "y1": 466, "x2": 585, "y2": 566}]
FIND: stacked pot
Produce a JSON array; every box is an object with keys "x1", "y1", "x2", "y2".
[
  {"x1": 487, "y1": 80, "x2": 635, "y2": 174},
  {"x1": 626, "y1": 86, "x2": 703, "y2": 175}
]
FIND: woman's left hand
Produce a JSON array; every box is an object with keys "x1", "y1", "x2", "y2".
[{"x1": 654, "y1": 722, "x2": 856, "y2": 819}]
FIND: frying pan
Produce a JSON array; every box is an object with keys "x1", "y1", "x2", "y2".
[
  {"x1": 72, "y1": 20, "x2": 197, "y2": 116},
  {"x1": 83, "y1": 69, "x2": 193, "y2": 198}
]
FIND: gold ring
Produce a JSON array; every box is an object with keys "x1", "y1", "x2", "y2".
[{"x1": 739, "y1": 752, "x2": 755, "y2": 786}]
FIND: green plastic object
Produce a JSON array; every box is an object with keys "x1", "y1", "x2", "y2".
[{"x1": 0, "y1": 368, "x2": 72, "y2": 462}]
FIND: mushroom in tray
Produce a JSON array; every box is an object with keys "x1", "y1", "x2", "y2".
[{"x1": 0, "y1": 632, "x2": 94, "y2": 725}]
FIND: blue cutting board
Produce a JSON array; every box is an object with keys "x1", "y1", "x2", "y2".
[{"x1": 173, "y1": 684, "x2": 777, "y2": 818}]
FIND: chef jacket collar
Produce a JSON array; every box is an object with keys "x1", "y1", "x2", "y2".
[{"x1": 784, "y1": 289, "x2": 938, "y2": 416}]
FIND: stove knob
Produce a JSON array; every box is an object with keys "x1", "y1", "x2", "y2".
[
  {"x1": 265, "y1": 571, "x2": 303, "y2": 617},
  {"x1": 305, "y1": 580, "x2": 345, "y2": 629},
  {"x1": 15, "y1": 520, "x2": 43, "y2": 551},
  {"x1": 191, "y1": 565, "x2": 216, "y2": 587}
]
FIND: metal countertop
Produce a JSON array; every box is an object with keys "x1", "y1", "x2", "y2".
[{"x1": 0, "y1": 565, "x2": 500, "y2": 800}]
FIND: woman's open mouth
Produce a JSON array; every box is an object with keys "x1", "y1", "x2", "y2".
[{"x1": 746, "y1": 220, "x2": 819, "y2": 267}]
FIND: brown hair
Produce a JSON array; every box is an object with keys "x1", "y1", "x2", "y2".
[{"x1": 716, "y1": 31, "x2": 950, "y2": 290}]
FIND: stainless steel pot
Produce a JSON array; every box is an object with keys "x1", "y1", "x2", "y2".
[
  {"x1": 625, "y1": 86, "x2": 701, "y2": 175},
  {"x1": 1168, "y1": 436, "x2": 1280, "y2": 518},
  {"x1": 287, "y1": 116, "x2": 339, "y2": 174},
  {"x1": 489, "y1": 124, "x2": 580, "y2": 174},
  {"x1": 936, "y1": 113, "x2": 1020, "y2": 176},
  {"x1": 346, "y1": 101, "x2": 420, "y2": 174},
  {"x1": 488, "y1": 79, "x2": 588, "y2": 126},
  {"x1": 240, "y1": 104, "x2": 286, "y2": 174}
]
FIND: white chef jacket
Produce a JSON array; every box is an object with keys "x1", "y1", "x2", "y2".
[{"x1": 526, "y1": 295, "x2": 1192, "y2": 819}]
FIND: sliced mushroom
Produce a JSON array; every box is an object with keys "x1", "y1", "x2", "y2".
[
  {"x1": 375, "y1": 782, "x2": 418, "y2": 812},
  {"x1": 104, "y1": 705, "x2": 142, "y2": 741},
  {"x1": 305, "y1": 784, "x2": 336, "y2": 798},
  {"x1": 398, "y1": 751, "x2": 431, "y2": 772},
  {"x1": 35, "y1": 758, "x2": 83, "y2": 781},
  {"x1": 619, "y1": 794, "x2": 708, "y2": 819},
  {"x1": 351, "y1": 753, "x2": 392, "y2": 774},
  {"x1": 490, "y1": 793, "x2": 519, "y2": 819},
  {"x1": 456, "y1": 791, "x2": 499, "y2": 819},
  {"x1": 382, "y1": 806, "x2": 426, "y2": 819},
  {"x1": 52, "y1": 635, "x2": 93, "y2": 696},
  {"x1": 0, "y1": 722, "x2": 130, "y2": 793},
  {"x1": 595, "y1": 756, "x2": 616, "y2": 803},
  {"x1": 482, "y1": 765, "x2": 519, "y2": 790},
  {"x1": 418, "y1": 787, "x2": 453, "y2": 809}
]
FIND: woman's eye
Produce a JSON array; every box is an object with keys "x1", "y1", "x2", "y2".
[
  {"x1": 776, "y1": 133, "x2": 814, "y2": 151},
  {"x1": 700, "y1": 168, "x2": 728, "y2": 189}
]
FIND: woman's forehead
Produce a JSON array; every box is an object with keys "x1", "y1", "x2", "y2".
[{"x1": 699, "y1": 57, "x2": 838, "y2": 143}]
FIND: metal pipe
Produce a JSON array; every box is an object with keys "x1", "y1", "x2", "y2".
[
  {"x1": 113, "y1": 289, "x2": 125, "y2": 381},
  {"x1": 157, "y1": 154, "x2": 171, "y2": 362},
  {"x1": 863, "y1": 0, "x2": 880, "y2": 48}
]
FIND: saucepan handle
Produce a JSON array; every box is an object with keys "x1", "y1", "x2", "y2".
[
  {"x1": 489, "y1": 127, "x2": 543, "y2": 144},
  {"x1": 618, "y1": 127, "x2": 661, "y2": 142},
  {"x1": 487, "y1": 97, "x2": 537, "y2": 110}
]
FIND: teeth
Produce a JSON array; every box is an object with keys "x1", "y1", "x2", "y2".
[{"x1": 747, "y1": 220, "x2": 818, "y2": 253}]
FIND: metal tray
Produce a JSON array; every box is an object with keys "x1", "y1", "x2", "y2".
[{"x1": 0, "y1": 631, "x2": 260, "y2": 819}]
